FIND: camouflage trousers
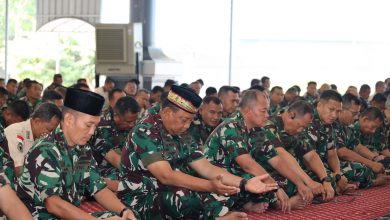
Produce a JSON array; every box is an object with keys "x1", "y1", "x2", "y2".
[
  {"x1": 92, "y1": 211, "x2": 140, "y2": 219},
  {"x1": 270, "y1": 171, "x2": 297, "y2": 198},
  {"x1": 119, "y1": 186, "x2": 234, "y2": 220},
  {"x1": 340, "y1": 160, "x2": 375, "y2": 189}
]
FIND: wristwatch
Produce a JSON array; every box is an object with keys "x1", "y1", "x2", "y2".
[
  {"x1": 334, "y1": 174, "x2": 342, "y2": 183},
  {"x1": 321, "y1": 176, "x2": 332, "y2": 183}
]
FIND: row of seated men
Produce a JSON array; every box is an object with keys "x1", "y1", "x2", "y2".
[{"x1": 0, "y1": 79, "x2": 390, "y2": 220}]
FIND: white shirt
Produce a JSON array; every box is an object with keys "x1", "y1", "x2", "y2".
[{"x1": 5, "y1": 119, "x2": 34, "y2": 167}]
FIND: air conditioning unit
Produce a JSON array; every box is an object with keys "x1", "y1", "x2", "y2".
[{"x1": 95, "y1": 23, "x2": 142, "y2": 76}]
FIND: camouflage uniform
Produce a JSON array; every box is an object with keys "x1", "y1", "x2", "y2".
[
  {"x1": 0, "y1": 123, "x2": 15, "y2": 189},
  {"x1": 19, "y1": 96, "x2": 42, "y2": 114},
  {"x1": 303, "y1": 93, "x2": 318, "y2": 106},
  {"x1": 118, "y1": 113, "x2": 232, "y2": 220},
  {"x1": 352, "y1": 121, "x2": 387, "y2": 154},
  {"x1": 333, "y1": 120, "x2": 375, "y2": 188},
  {"x1": 189, "y1": 113, "x2": 220, "y2": 147},
  {"x1": 299, "y1": 110, "x2": 338, "y2": 186},
  {"x1": 140, "y1": 102, "x2": 161, "y2": 121},
  {"x1": 204, "y1": 111, "x2": 278, "y2": 205},
  {"x1": 90, "y1": 107, "x2": 129, "y2": 180},
  {"x1": 6, "y1": 94, "x2": 17, "y2": 105},
  {"x1": 16, "y1": 127, "x2": 117, "y2": 219}
]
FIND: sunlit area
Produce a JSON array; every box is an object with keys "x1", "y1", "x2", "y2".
[{"x1": 156, "y1": 0, "x2": 390, "y2": 94}]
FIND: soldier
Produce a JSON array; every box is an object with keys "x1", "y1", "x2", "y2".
[
  {"x1": 91, "y1": 96, "x2": 140, "y2": 191},
  {"x1": 204, "y1": 91, "x2": 313, "y2": 213},
  {"x1": 108, "y1": 88, "x2": 126, "y2": 109},
  {"x1": 0, "y1": 156, "x2": 33, "y2": 220},
  {"x1": 5, "y1": 79, "x2": 18, "y2": 105},
  {"x1": 335, "y1": 94, "x2": 389, "y2": 188},
  {"x1": 300, "y1": 90, "x2": 350, "y2": 194},
  {"x1": 263, "y1": 100, "x2": 335, "y2": 202},
  {"x1": 269, "y1": 86, "x2": 283, "y2": 116},
  {"x1": 135, "y1": 89, "x2": 150, "y2": 119},
  {"x1": 189, "y1": 96, "x2": 223, "y2": 147},
  {"x1": 19, "y1": 80, "x2": 43, "y2": 114},
  {"x1": 218, "y1": 86, "x2": 240, "y2": 118},
  {"x1": 352, "y1": 107, "x2": 390, "y2": 164},
  {"x1": 118, "y1": 85, "x2": 277, "y2": 220},
  {"x1": 16, "y1": 88, "x2": 137, "y2": 220},
  {"x1": 303, "y1": 81, "x2": 319, "y2": 105},
  {"x1": 0, "y1": 100, "x2": 30, "y2": 130},
  {"x1": 42, "y1": 90, "x2": 64, "y2": 108},
  {"x1": 5, "y1": 103, "x2": 61, "y2": 176}
]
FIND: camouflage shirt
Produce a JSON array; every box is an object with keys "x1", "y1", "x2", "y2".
[
  {"x1": 352, "y1": 121, "x2": 387, "y2": 153},
  {"x1": 189, "y1": 113, "x2": 220, "y2": 147},
  {"x1": 19, "y1": 96, "x2": 42, "y2": 114},
  {"x1": 90, "y1": 107, "x2": 129, "y2": 179},
  {"x1": 0, "y1": 123, "x2": 15, "y2": 189},
  {"x1": 17, "y1": 127, "x2": 107, "y2": 219},
  {"x1": 334, "y1": 120, "x2": 360, "y2": 151},
  {"x1": 118, "y1": 113, "x2": 203, "y2": 199},
  {"x1": 264, "y1": 113, "x2": 313, "y2": 167},
  {"x1": 303, "y1": 93, "x2": 318, "y2": 105},
  {"x1": 204, "y1": 111, "x2": 279, "y2": 176},
  {"x1": 300, "y1": 109, "x2": 341, "y2": 168}
]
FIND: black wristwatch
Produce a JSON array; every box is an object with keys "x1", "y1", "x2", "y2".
[
  {"x1": 321, "y1": 176, "x2": 332, "y2": 183},
  {"x1": 239, "y1": 178, "x2": 247, "y2": 192},
  {"x1": 119, "y1": 207, "x2": 131, "y2": 217},
  {"x1": 334, "y1": 174, "x2": 342, "y2": 183}
]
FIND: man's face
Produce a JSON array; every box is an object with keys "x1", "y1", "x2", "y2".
[
  {"x1": 220, "y1": 91, "x2": 239, "y2": 115},
  {"x1": 307, "y1": 84, "x2": 317, "y2": 96},
  {"x1": 65, "y1": 112, "x2": 101, "y2": 146},
  {"x1": 33, "y1": 117, "x2": 60, "y2": 139},
  {"x1": 191, "y1": 82, "x2": 202, "y2": 95},
  {"x1": 360, "y1": 89, "x2": 371, "y2": 100},
  {"x1": 371, "y1": 101, "x2": 385, "y2": 112},
  {"x1": 150, "y1": 91, "x2": 162, "y2": 103},
  {"x1": 136, "y1": 92, "x2": 150, "y2": 109},
  {"x1": 27, "y1": 83, "x2": 43, "y2": 100},
  {"x1": 6, "y1": 82, "x2": 17, "y2": 95},
  {"x1": 0, "y1": 95, "x2": 8, "y2": 107},
  {"x1": 124, "y1": 82, "x2": 137, "y2": 96},
  {"x1": 163, "y1": 108, "x2": 195, "y2": 135},
  {"x1": 247, "y1": 94, "x2": 269, "y2": 128},
  {"x1": 359, "y1": 117, "x2": 382, "y2": 134},
  {"x1": 54, "y1": 77, "x2": 63, "y2": 85},
  {"x1": 109, "y1": 91, "x2": 126, "y2": 108},
  {"x1": 270, "y1": 89, "x2": 283, "y2": 105},
  {"x1": 199, "y1": 102, "x2": 223, "y2": 127},
  {"x1": 114, "y1": 111, "x2": 138, "y2": 131},
  {"x1": 339, "y1": 103, "x2": 360, "y2": 126},
  {"x1": 284, "y1": 112, "x2": 312, "y2": 135},
  {"x1": 317, "y1": 99, "x2": 342, "y2": 124},
  {"x1": 3, "y1": 109, "x2": 24, "y2": 126},
  {"x1": 104, "y1": 82, "x2": 115, "y2": 92},
  {"x1": 263, "y1": 79, "x2": 270, "y2": 89},
  {"x1": 53, "y1": 99, "x2": 64, "y2": 108}
]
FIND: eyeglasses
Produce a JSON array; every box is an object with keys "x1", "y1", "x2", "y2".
[{"x1": 343, "y1": 108, "x2": 360, "y2": 117}]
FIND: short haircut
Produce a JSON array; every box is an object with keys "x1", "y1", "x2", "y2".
[
  {"x1": 372, "y1": 93, "x2": 386, "y2": 104},
  {"x1": 108, "y1": 88, "x2": 124, "y2": 101},
  {"x1": 307, "y1": 81, "x2": 317, "y2": 86},
  {"x1": 359, "y1": 84, "x2": 371, "y2": 92},
  {"x1": 164, "y1": 79, "x2": 176, "y2": 87},
  {"x1": 292, "y1": 85, "x2": 301, "y2": 93},
  {"x1": 54, "y1": 74, "x2": 62, "y2": 80},
  {"x1": 151, "y1": 86, "x2": 164, "y2": 94},
  {"x1": 77, "y1": 78, "x2": 87, "y2": 84},
  {"x1": 239, "y1": 89, "x2": 264, "y2": 109},
  {"x1": 250, "y1": 79, "x2": 261, "y2": 87},
  {"x1": 319, "y1": 90, "x2": 342, "y2": 103},
  {"x1": 42, "y1": 90, "x2": 63, "y2": 102},
  {"x1": 32, "y1": 102, "x2": 62, "y2": 122},
  {"x1": 25, "y1": 80, "x2": 40, "y2": 89},
  {"x1": 72, "y1": 83, "x2": 90, "y2": 90},
  {"x1": 375, "y1": 81, "x2": 385, "y2": 89},
  {"x1": 0, "y1": 87, "x2": 8, "y2": 97},
  {"x1": 261, "y1": 76, "x2": 269, "y2": 84},
  {"x1": 196, "y1": 79, "x2": 204, "y2": 86},
  {"x1": 249, "y1": 85, "x2": 265, "y2": 92},
  {"x1": 130, "y1": 79, "x2": 140, "y2": 85},
  {"x1": 8, "y1": 100, "x2": 30, "y2": 120},
  {"x1": 286, "y1": 86, "x2": 298, "y2": 94},
  {"x1": 105, "y1": 77, "x2": 115, "y2": 84},
  {"x1": 6, "y1": 79, "x2": 17, "y2": 85},
  {"x1": 330, "y1": 84, "x2": 337, "y2": 90},
  {"x1": 218, "y1": 86, "x2": 239, "y2": 97},
  {"x1": 342, "y1": 93, "x2": 361, "y2": 109},
  {"x1": 270, "y1": 86, "x2": 283, "y2": 95},
  {"x1": 205, "y1": 87, "x2": 217, "y2": 96},
  {"x1": 114, "y1": 96, "x2": 140, "y2": 116},
  {"x1": 287, "y1": 100, "x2": 313, "y2": 118},
  {"x1": 360, "y1": 107, "x2": 384, "y2": 122},
  {"x1": 137, "y1": 89, "x2": 150, "y2": 95},
  {"x1": 202, "y1": 96, "x2": 222, "y2": 105}
]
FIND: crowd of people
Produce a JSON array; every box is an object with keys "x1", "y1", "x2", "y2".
[{"x1": 0, "y1": 74, "x2": 389, "y2": 219}]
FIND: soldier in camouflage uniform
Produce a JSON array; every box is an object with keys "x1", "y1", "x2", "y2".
[
  {"x1": 0, "y1": 123, "x2": 16, "y2": 190},
  {"x1": 263, "y1": 100, "x2": 335, "y2": 201},
  {"x1": 19, "y1": 80, "x2": 43, "y2": 114},
  {"x1": 204, "y1": 90, "x2": 313, "y2": 213},
  {"x1": 218, "y1": 86, "x2": 240, "y2": 119},
  {"x1": 303, "y1": 81, "x2": 319, "y2": 105},
  {"x1": 91, "y1": 96, "x2": 139, "y2": 191},
  {"x1": 118, "y1": 85, "x2": 277, "y2": 220},
  {"x1": 352, "y1": 107, "x2": 390, "y2": 168},
  {"x1": 300, "y1": 90, "x2": 350, "y2": 194},
  {"x1": 16, "y1": 88, "x2": 137, "y2": 220},
  {"x1": 269, "y1": 86, "x2": 283, "y2": 116},
  {"x1": 335, "y1": 94, "x2": 389, "y2": 188},
  {"x1": 189, "y1": 96, "x2": 223, "y2": 147}
]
